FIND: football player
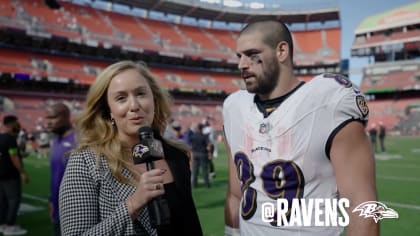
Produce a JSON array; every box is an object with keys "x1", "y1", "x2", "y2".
[{"x1": 223, "y1": 20, "x2": 378, "y2": 236}]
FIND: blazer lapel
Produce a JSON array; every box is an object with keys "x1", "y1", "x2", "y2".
[{"x1": 162, "y1": 141, "x2": 190, "y2": 194}]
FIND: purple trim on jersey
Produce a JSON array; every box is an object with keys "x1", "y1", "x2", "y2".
[{"x1": 50, "y1": 129, "x2": 76, "y2": 222}]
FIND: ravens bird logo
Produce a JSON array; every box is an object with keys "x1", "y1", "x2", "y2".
[{"x1": 352, "y1": 201, "x2": 398, "y2": 223}]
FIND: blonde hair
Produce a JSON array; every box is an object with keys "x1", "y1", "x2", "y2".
[{"x1": 75, "y1": 60, "x2": 188, "y2": 184}]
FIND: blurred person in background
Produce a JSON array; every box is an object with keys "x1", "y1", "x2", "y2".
[
  {"x1": 368, "y1": 124, "x2": 378, "y2": 153},
  {"x1": 183, "y1": 123, "x2": 195, "y2": 148},
  {"x1": 169, "y1": 120, "x2": 184, "y2": 141},
  {"x1": 37, "y1": 128, "x2": 50, "y2": 159},
  {"x1": 378, "y1": 122, "x2": 386, "y2": 152},
  {"x1": 202, "y1": 119, "x2": 217, "y2": 179},
  {"x1": 45, "y1": 102, "x2": 76, "y2": 236},
  {"x1": 59, "y1": 61, "x2": 202, "y2": 235},
  {"x1": 190, "y1": 123, "x2": 211, "y2": 188},
  {"x1": 0, "y1": 115, "x2": 29, "y2": 236},
  {"x1": 16, "y1": 129, "x2": 27, "y2": 158}
]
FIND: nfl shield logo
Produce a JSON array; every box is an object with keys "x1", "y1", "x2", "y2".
[{"x1": 259, "y1": 122, "x2": 271, "y2": 134}]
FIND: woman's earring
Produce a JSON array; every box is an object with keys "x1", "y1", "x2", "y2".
[{"x1": 111, "y1": 118, "x2": 116, "y2": 127}]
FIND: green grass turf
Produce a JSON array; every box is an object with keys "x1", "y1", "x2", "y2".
[
  {"x1": 374, "y1": 137, "x2": 420, "y2": 235},
  {"x1": 17, "y1": 137, "x2": 420, "y2": 235}
]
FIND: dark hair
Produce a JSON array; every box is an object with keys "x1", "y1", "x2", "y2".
[
  {"x1": 239, "y1": 20, "x2": 294, "y2": 62},
  {"x1": 198, "y1": 123, "x2": 205, "y2": 131},
  {"x1": 3, "y1": 115, "x2": 18, "y2": 125}
]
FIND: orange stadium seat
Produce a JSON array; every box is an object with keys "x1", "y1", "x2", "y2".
[
  {"x1": 207, "y1": 28, "x2": 237, "y2": 52},
  {"x1": 0, "y1": 1, "x2": 16, "y2": 19},
  {"x1": 60, "y1": 2, "x2": 114, "y2": 36},
  {"x1": 0, "y1": 49, "x2": 97, "y2": 84},
  {"x1": 367, "y1": 100, "x2": 393, "y2": 116},
  {"x1": 0, "y1": 47, "x2": 242, "y2": 93},
  {"x1": 1, "y1": 95, "x2": 85, "y2": 132},
  {"x1": 142, "y1": 19, "x2": 187, "y2": 48},
  {"x1": 17, "y1": 0, "x2": 80, "y2": 39},
  {"x1": 104, "y1": 11, "x2": 161, "y2": 51},
  {"x1": 1, "y1": 0, "x2": 344, "y2": 64},
  {"x1": 149, "y1": 69, "x2": 182, "y2": 90},
  {"x1": 20, "y1": 0, "x2": 68, "y2": 28},
  {"x1": 177, "y1": 25, "x2": 219, "y2": 51},
  {"x1": 362, "y1": 69, "x2": 420, "y2": 90},
  {"x1": 106, "y1": 12, "x2": 152, "y2": 42},
  {"x1": 0, "y1": 49, "x2": 36, "y2": 75},
  {"x1": 7, "y1": 95, "x2": 45, "y2": 109},
  {"x1": 393, "y1": 98, "x2": 420, "y2": 113},
  {"x1": 292, "y1": 29, "x2": 341, "y2": 65},
  {"x1": 366, "y1": 97, "x2": 420, "y2": 131},
  {"x1": 210, "y1": 73, "x2": 242, "y2": 93},
  {"x1": 325, "y1": 28, "x2": 341, "y2": 53},
  {"x1": 294, "y1": 30, "x2": 322, "y2": 54},
  {"x1": 171, "y1": 104, "x2": 223, "y2": 132}
]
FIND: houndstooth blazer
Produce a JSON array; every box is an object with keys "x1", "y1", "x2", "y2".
[{"x1": 59, "y1": 137, "x2": 202, "y2": 236}]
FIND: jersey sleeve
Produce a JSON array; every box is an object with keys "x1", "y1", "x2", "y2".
[
  {"x1": 324, "y1": 76, "x2": 370, "y2": 159},
  {"x1": 333, "y1": 87, "x2": 369, "y2": 125}
]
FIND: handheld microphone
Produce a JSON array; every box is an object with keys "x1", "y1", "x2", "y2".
[{"x1": 132, "y1": 126, "x2": 170, "y2": 227}]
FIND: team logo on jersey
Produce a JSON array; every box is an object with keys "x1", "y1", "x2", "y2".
[
  {"x1": 259, "y1": 122, "x2": 271, "y2": 134},
  {"x1": 352, "y1": 201, "x2": 399, "y2": 223},
  {"x1": 356, "y1": 95, "x2": 369, "y2": 117}
]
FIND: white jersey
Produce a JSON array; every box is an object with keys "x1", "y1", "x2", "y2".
[{"x1": 223, "y1": 74, "x2": 369, "y2": 236}]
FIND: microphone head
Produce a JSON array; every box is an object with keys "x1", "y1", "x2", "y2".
[
  {"x1": 138, "y1": 126, "x2": 153, "y2": 136},
  {"x1": 132, "y1": 126, "x2": 153, "y2": 164},
  {"x1": 138, "y1": 126, "x2": 154, "y2": 141}
]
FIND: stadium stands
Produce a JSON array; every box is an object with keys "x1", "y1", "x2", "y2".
[
  {"x1": 353, "y1": 1, "x2": 420, "y2": 135},
  {"x1": 361, "y1": 61, "x2": 420, "y2": 91},
  {"x1": 293, "y1": 28, "x2": 340, "y2": 65},
  {"x1": 367, "y1": 98, "x2": 420, "y2": 131},
  {"x1": 0, "y1": 0, "x2": 343, "y2": 134},
  {"x1": 0, "y1": 48, "x2": 244, "y2": 92},
  {"x1": 1, "y1": 0, "x2": 340, "y2": 65}
]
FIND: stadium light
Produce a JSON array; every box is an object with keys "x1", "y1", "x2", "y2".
[
  {"x1": 249, "y1": 2, "x2": 264, "y2": 9},
  {"x1": 200, "y1": 0, "x2": 221, "y2": 3},
  {"x1": 223, "y1": 0, "x2": 242, "y2": 8}
]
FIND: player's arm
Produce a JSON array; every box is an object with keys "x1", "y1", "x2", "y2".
[
  {"x1": 9, "y1": 146, "x2": 29, "y2": 183},
  {"x1": 330, "y1": 121, "x2": 378, "y2": 236},
  {"x1": 224, "y1": 134, "x2": 241, "y2": 235}
]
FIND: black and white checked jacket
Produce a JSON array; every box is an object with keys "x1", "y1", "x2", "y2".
[
  {"x1": 59, "y1": 148, "x2": 156, "y2": 235},
  {"x1": 59, "y1": 138, "x2": 203, "y2": 236}
]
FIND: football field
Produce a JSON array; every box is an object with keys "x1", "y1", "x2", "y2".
[{"x1": 18, "y1": 136, "x2": 420, "y2": 235}]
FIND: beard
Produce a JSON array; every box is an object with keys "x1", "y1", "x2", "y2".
[{"x1": 245, "y1": 60, "x2": 280, "y2": 96}]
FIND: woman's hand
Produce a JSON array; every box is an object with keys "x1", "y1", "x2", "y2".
[{"x1": 126, "y1": 168, "x2": 166, "y2": 219}]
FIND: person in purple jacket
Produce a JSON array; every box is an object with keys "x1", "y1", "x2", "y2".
[{"x1": 45, "y1": 102, "x2": 76, "y2": 236}]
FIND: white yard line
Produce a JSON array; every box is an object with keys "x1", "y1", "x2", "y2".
[
  {"x1": 383, "y1": 201, "x2": 420, "y2": 211},
  {"x1": 22, "y1": 193, "x2": 49, "y2": 203}
]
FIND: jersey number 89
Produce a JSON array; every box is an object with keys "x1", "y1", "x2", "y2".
[{"x1": 234, "y1": 152, "x2": 305, "y2": 225}]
